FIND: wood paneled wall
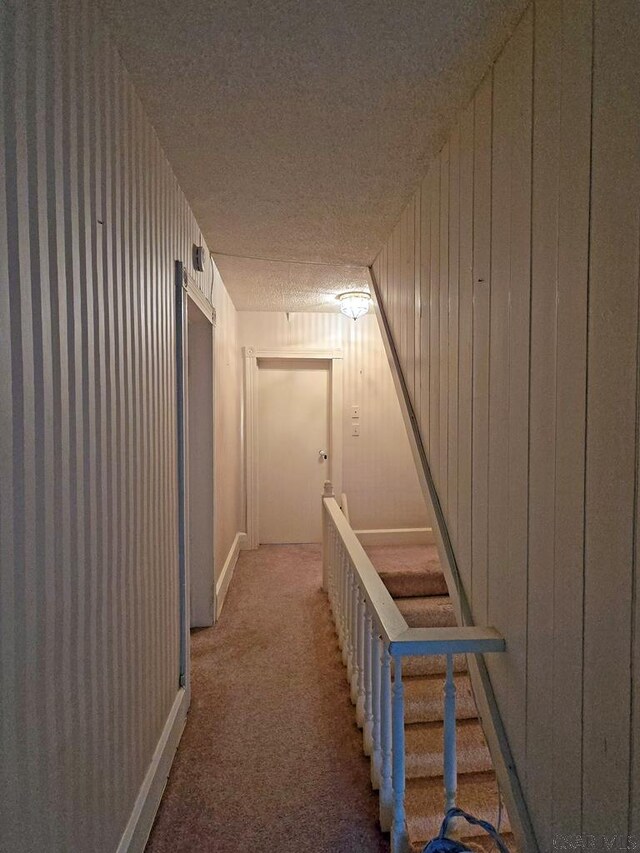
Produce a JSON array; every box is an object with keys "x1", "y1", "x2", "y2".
[
  {"x1": 372, "y1": 1, "x2": 640, "y2": 844},
  {"x1": 0, "y1": 0, "x2": 226, "y2": 848}
]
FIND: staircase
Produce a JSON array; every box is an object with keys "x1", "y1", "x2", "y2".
[{"x1": 365, "y1": 543, "x2": 515, "y2": 852}]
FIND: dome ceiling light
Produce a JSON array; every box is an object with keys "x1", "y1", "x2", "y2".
[{"x1": 337, "y1": 290, "x2": 371, "y2": 320}]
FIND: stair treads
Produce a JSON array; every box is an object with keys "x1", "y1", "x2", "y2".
[
  {"x1": 405, "y1": 719, "x2": 492, "y2": 779},
  {"x1": 377, "y1": 561, "x2": 447, "y2": 599},
  {"x1": 396, "y1": 595, "x2": 456, "y2": 628},
  {"x1": 400, "y1": 653, "x2": 467, "y2": 678},
  {"x1": 405, "y1": 771, "x2": 511, "y2": 848},
  {"x1": 364, "y1": 543, "x2": 440, "y2": 573},
  {"x1": 404, "y1": 674, "x2": 477, "y2": 724}
]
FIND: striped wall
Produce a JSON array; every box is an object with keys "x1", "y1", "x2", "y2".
[
  {"x1": 238, "y1": 311, "x2": 427, "y2": 530},
  {"x1": 213, "y1": 267, "x2": 242, "y2": 582},
  {"x1": 372, "y1": 0, "x2": 640, "y2": 845},
  {"x1": 0, "y1": 0, "x2": 226, "y2": 849}
]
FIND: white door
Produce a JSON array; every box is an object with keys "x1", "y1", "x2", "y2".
[{"x1": 257, "y1": 358, "x2": 330, "y2": 543}]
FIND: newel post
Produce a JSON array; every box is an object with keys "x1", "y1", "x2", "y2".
[{"x1": 322, "y1": 480, "x2": 334, "y2": 591}]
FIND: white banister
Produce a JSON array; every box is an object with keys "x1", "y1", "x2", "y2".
[
  {"x1": 356, "y1": 591, "x2": 366, "y2": 726},
  {"x1": 321, "y1": 491, "x2": 507, "y2": 850},
  {"x1": 370, "y1": 629, "x2": 382, "y2": 789},
  {"x1": 322, "y1": 480, "x2": 335, "y2": 592},
  {"x1": 379, "y1": 644, "x2": 393, "y2": 832},
  {"x1": 443, "y1": 652, "x2": 457, "y2": 812},
  {"x1": 350, "y1": 582, "x2": 359, "y2": 702},
  {"x1": 363, "y1": 610, "x2": 374, "y2": 756},
  {"x1": 391, "y1": 653, "x2": 407, "y2": 853}
]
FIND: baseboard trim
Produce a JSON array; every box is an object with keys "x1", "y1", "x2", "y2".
[
  {"x1": 215, "y1": 532, "x2": 246, "y2": 619},
  {"x1": 354, "y1": 527, "x2": 435, "y2": 547},
  {"x1": 116, "y1": 687, "x2": 189, "y2": 853}
]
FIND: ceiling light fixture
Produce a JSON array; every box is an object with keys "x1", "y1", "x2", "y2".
[{"x1": 337, "y1": 291, "x2": 371, "y2": 320}]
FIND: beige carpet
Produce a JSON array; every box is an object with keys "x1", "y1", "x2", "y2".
[{"x1": 145, "y1": 544, "x2": 389, "y2": 853}]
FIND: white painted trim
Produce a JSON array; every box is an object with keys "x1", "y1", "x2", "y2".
[
  {"x1": 116, "y1": 688, "x2": 189, "y2": 853},
  {"x1": 243, "y1": 347, "x2": 344, "y2": 549},
  {"x1": 182, "y1": 266, "x2": 216, "y2": 325},
  {"x1": 215, "y1": 532, "x2": 247, "y2": 619},
  {"x1": 368, "y1": 267, "x2": 538, "y2": 853},
  {"x1": 354, "y1": 528, "x2": 435, "y2": 547}
]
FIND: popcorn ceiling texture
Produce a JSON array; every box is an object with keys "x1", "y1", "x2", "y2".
[
  {"x1": 98, "y1": 0, "x2": 526, "y2": 306},
  {"x1": 213, "y1": 254, "x2": 370, "y2": 311}
]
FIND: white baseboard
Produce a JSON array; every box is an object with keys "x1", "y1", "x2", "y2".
[
  {"x1": 116, "y1": 687, "x2": 189, "y2": 853},
  {"x1": 215, "y1": 532, "x2": 246, "y2": 619},
  {"x1": 354, "y1": 527, "x2": 435, "y2": 547}
]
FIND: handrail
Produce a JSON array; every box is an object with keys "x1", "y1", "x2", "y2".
[
  {"x1": 340, "y1": 491, "x2": 350, "y2": 524},
  {"x1": 322, "y1": 481, "x2": 506, "y2": 853},
  {"x1": 324, "y1": 495, "x2": 407, "y2": 643},
  {"x1": 324, "y1": 494, "x2": 505, "y2": 656}
]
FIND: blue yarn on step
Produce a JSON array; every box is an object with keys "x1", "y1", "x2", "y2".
[{"x1": 422, "y1": 807, "x2": 511, "y2": 853}]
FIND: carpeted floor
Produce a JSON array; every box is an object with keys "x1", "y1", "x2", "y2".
[{"x1": 146, "y1": 544, "x2": 389, "y2": 853}]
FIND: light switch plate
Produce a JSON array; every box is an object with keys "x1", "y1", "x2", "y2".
[
  {"x1": 351, "y1": 405, "x2": 360, "y2": 418},
  {"x1": 352, "y1": 423, "x2": 360, "y2": 436}
]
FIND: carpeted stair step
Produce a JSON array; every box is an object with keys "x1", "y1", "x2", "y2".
[
  {"x1": 397, "y1": 595, "x2": 456, "y2": 628},
  {"x1": 460, "y1": 832, "x2": 517, "y2": 852},
  {"x1": 365, "y1": 543, "x2": 448, "y2": 599},
  {"x1": 404, "y1": 674, "x2": 477, "y2": 724},
  {"x1": 400, "y1": 652, "x2": 467, "y2": 678},
  {"x1": 376, "y1": 561, "x2": 447, "y2": 599},
  {"x1": 405, "y1": 719, "x2": 492, "y2": 779},
  {"x1": 405, "y1": 771, "x2": 511, "y2": 850}
]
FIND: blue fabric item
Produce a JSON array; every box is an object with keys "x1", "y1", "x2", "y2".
[{"x1": 422, "y1": 807, "x2": 511, "y2": 853}]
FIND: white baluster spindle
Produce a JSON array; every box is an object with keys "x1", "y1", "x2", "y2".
[
  {"x1": 356, "y1": 590, "x2": 366, "y2": 726},
  {"x1": 370, "y1": 630, "x2": 382, "y2": 789},
  {"x1": 391, "y1": 653, "x2": 407, "y2": 853},
  {"x1": 379, "y1": 644, "x2": 393, "y2": 832},
  {"x1": 443, "y1": 652, "x2": 457, "y2": 812},
  {"x1": 363, "y1": 609, "x2": 374, "y2": 755}
]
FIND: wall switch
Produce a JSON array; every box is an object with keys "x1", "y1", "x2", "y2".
[
  {"x1": 352, "y1": 423, "x2": 360, "y2": 436},
  {"x1": 351, "y1": 405, "x2": 360, "y2": 418}
]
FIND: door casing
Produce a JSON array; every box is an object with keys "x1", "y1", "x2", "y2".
[{"x1": 243, "y1": 347, "x2": 343, "y2": 549}]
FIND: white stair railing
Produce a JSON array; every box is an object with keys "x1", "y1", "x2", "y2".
[{"x1": 321, "y1": 481, "x2": 506, "y2": 853}]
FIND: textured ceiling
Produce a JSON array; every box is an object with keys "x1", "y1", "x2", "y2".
[
  {"x1": 213, "y1": 255, "x2": 370, "y2": 312},
  {"x1": 99, "y1": 0, "x2": 526, "y2": 309}
]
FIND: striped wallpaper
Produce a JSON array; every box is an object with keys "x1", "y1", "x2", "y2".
[{"x1": 1, "y1": 0, "x2": 218, "y2": 849}]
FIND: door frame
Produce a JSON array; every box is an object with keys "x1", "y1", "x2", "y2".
[
  {"x1": 176, "y1": 261, "x2": 216, "y2": 693},
  {"x1": 243, "y1": 347, "x2": 343, "y2": 549}
]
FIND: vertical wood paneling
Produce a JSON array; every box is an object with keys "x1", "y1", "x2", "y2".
[
  {"x1": 447, "y1": 125, "x2": 460, "y2": 550},
  {"x1": 0, "y1": 0, "x2": 219, "y2": 848},
  {"x1": 419, "y1": 169, "x2": 431, "y2": 454},
  {"x1": 405, "y1": 198, "x2": 416, "y2": 410},
  {"x1": 582, "y1": 0, "x2": 640, "y2": 834},
  {"x1": 413, "y1": 186, "x2": 422, "y2": 427},
  {"x1": 439, "y1": 145, "x2": 449, "y2": 513},
  {"x1": 471, "y1": 72, "x2": 492, "y2": 626},
  {"x1": 503, "y1": 9, "x2": 532, "y2": 777},
  {"x1": 486, "y1": 39, "x2": 512, "y2": 723},
  {"x1": 527, "y1": 0, "x2": 560, "y2": 838},
  {"x1": 372, "y1": 0, "x2": 639, "y2": 840},
  {"x1": 457, "y1": 99, "x2": 474, "y2": 598},
  {"x1": 429, "y1": 161, "x2": 441, "y2": 492},
  {"x1": 551, "y1": 0, "x2": 591, "y2": 835}
]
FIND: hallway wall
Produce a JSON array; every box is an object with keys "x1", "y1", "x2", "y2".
[
  {"x1": 372, "y1": 0, "x2": 640, "y2": 845},
  {"x1": 238, "y1": 311, "x2": 427, "y2": 530},
  {"x1": 213, "y1": 266, "x2": 243, "y2": 582},
  {"x1": 0, "y1": 0, "x2": 240, "y2": 849}
]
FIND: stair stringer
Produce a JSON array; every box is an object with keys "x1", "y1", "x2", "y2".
[{"x1": 368, "y1": 266, "x2": 539, "y2": 853}]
